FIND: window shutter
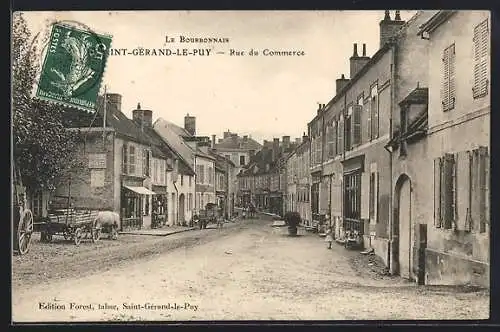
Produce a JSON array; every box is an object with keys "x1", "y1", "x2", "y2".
[
  {"x1": 449, "y1": 44, "x2": 456, "y2": 110},
  {"x1": 353, "y1": 105, "x2": 362, "y2": 146},
  {"x1": 441, "y1": 47, "x2": 450, "y2": 111},
  {"x1": 442, "y1": 153, "x2": 455, "y2": 229},
  {"x1": 478, "y1": 146, "x2": 488, "y2": 233},
  {"x1": 456, "y1": 151, "x2": 472, "y2": 232},
  {"x1": 375, "y1": 172, "x2": 379, "y2": 224},
  {"x1": 122, "y1": 145, "x2": 128, "y2": 174},
  {"x1": 434, "y1": 157, "x2": 442, "y2": 228},
  {"x1": 369, "y1": 172, "x2": 374, "y2": 221},
  {"x1": 473, "y1": 19, "x2": 489, "y2": 98},
  {"x1": 371, "y1": 97, "x2": 378, "y2": 139},
  {"x1": 361, "y1": 172, "x2": 370, "y2": 219},
  {"x1": 366, "y1": 101, "x2": 372, "y2": 141},
  {"x1": 338, "y1": 116, "x2": 344, "y2": 155}
]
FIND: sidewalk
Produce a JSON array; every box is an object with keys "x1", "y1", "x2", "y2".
[{"x1": 119, "y1": 226, "x2": 196, "y2": 236}]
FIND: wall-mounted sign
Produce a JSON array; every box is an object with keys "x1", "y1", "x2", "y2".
[{"x1": 88, "y1": 153, "x2": 107, "y2": 169}]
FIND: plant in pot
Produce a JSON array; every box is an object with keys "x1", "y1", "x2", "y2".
[{"x1": 284, "y1": 211, "x2": 301, "y2": 236}]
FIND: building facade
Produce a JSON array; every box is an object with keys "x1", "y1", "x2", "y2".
[
  {"x1": 56, "y1": 93, "x2": 173, "y2": 231},
  {"x1": 407, "y1": 10, "x2": 489, "y2": 287},
  {"x1": 308, "y1": 10, "x2": 440, "y2": 267},
  {"x1": 285, "y1": 134, "x2": 311, "y2": 226},
  {"x1": 153, "y1": 117, "x2": 196, "y2": 226}
]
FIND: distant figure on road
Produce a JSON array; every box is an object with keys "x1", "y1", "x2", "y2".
[
  {"x1": 242, "y1": 206, "x2": 247, "y2": 219},
  {"x1": 325, "y1": 226, "x2": 333, "y2": 249},
  {"x1": 249, "y1": 203, "x2": 256, "y2": 218}
]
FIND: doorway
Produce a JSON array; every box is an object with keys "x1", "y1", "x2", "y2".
[
  {"x1": 179, "y1": 194, "x2": 185, "y2": 225},
  {"x1": 396, "y1": 175, "x2": 413, "y2": 280}
]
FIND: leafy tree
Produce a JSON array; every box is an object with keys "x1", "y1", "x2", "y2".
[{"x1": 12, "y1": 13, "x2": 81, "y2": 192}]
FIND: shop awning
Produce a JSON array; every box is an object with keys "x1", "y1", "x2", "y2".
[{"x1": 124, "y1": 185, "x2": 156, "y2": 195}]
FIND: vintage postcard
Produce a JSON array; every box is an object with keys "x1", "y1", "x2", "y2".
[{"x1": 11, "y1": 10, "x2": 490, "y2": 322}]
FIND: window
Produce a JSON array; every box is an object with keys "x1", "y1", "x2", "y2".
[
  {"x1": 240, "y1": 155, "x2": 245, "y2": 166},
  {"x1": 188, "y1": 193, "x2": 193, "y2": 210},
  {"x1": 369, "y1": 172, "x2": 378, "y2": 223},
  {"x1": 345, "y1": 106, "x2": 352, "y2": 151},
  {"x1": 327, "y1": 121, "x2": 336, "y2": 158},
  {"x1": 160, "y1": 160, "x2": 165, "y2": 184},
  {"x1": 122, "y1": 145, "x2": 128, "y2": 174},
  {"x1": 400, "y1": 106, "x2": 408, "y2": 157},
  {"x1": 197, "y1": 193, "x2": 201, "y2": 210},
  {"x1": 338, "y1": 114, "x2": 344, "y2": 155},
  {"x1": 180, "y1": 175, "x2": 184, "y2": 186},
  {"x1": 441, "y1": 44, "x2": 456, "y2": 111},
  {"x1": 352, "y1": 104, "x2": 362, "y2": 146},
  {"x1": 370, "y1": 85, "x2": 379, "y2": 139},
  {"x1": 470, "y1": 146, "x2": 489, "y2": 233},
  {"x1": 142, "y1": 149, "x2": 150, "y2": 176},
  {"x1": 473, "y1": 19, "x2": 489, "y2": 98},
  {"x1": 208, "y1": 166, "x2": 213, "y2": 185},
  {"x1": 129, "y1": 145, "x2": 136, "y2": 174},
  {"x1": 344, "y1": 171, "x2": 361, "y2": 221},
  {"x1": 196, "y1": 165, "x2": 205, "y2": 183},
  {"x1": 434, "y1": 153, "x2": 457, "y2": 229},
  {"x1": 189, "y1": 176, "x2": 192, "y2": 187}
]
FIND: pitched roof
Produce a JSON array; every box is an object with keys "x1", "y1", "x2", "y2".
[
  {"x1": 153, "y1": 118, "x2": 196, "y2": 173},
  {"x1": 215, "y1": 135, "x2": 262, "y2": 151},
  {"x1": 62, "y1": 100, "x2": 170, "y2": 159},
  {"x1": 399, "y1": 87, "x2": 429, "y2": 106},
  {"x1": 163, "y1": 120, "x2": 193, "y2": 138}
]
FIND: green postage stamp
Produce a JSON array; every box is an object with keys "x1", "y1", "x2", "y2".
[{"x1": 35, "y1": 22, "x2": 112, "y2": 112}]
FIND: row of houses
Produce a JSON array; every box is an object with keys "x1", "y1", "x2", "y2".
[
  {"x1": 281, "y1": 10, "x2": 490, "y2": 287},
  {"x1": 29, "y1": 94, "x2": 240, "y2": 230},
  {"x1": 236, "y1": 136, "x2": 301, "y2": 216}
]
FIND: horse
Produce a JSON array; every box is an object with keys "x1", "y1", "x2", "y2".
[{"x1": 94, "y1": 211, "x2": 120, "y2": 240}]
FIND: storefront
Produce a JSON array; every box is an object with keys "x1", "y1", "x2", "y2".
[
  {"x1": 152, "y1": 185, "x2": 168, "y2": 228},
  {"x1": 121, "y1": 185, "x2": 155, "y2": 230}
]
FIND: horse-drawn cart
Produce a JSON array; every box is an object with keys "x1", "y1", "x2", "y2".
[
  {"x1": 194, "y1": 203, "x2": 218, "y2": 229},
  {"x1": 37, "y1": 208, "x2": 102, "y2": 245}
]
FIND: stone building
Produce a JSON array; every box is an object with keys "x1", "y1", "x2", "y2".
[
  {"x1": 386, "y1": 10, "x2": 490, "y2": 287},
  {"x1": 284, "y1": 133, "x2": 311, "y2": 226},
  {"x1": 56, "y1": 93, "x2": 174, "y2": 230},
  {"x1": 307, "y1": 10, "x2": 439, "y2": 267}
]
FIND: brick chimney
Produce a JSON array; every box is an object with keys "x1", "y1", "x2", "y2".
[
  {"x1": 132, "y1": 103, "x2": 153, "y2": 128},
  {"x1": 336, "y1": 74, "x2": 350, "y2": 95},
  {"x1": 282, "y1": 136, "x2": 290, "y2": 150},
  {"x1": 272, "y1": 138, "x2": 280, "y2": 161},
  {"x1": 302, "y1": 132, "x2": 308, "y2": 143},
  {"x1": 105, "y1": 93, "x2": 122, "y2": 112},
  {"x1": 380, "y1": 10, "x2": 405, "y2": 48},
  {"x1": 223, "y1": 130, "x2": 231, "y2": 139},
  {"x1": 317, "y1": 103, "x2": 326, "y2": 116},
  {"x1": 211, "y1": 134, "x2": 216, "y2": 149},
  {"x1": 349, "y1": 43, "x2": 371, "y2": 79},
  {"x1": 295, "y1": 137, "x2": 301, "y2": 145},
  {"x1": 184, "y1": 113, "x2": 196, "y2": 136}
]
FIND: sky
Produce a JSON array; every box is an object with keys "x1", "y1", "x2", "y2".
[{"x1": 21, "y1": 10, "x2": 416, "y2": 144}]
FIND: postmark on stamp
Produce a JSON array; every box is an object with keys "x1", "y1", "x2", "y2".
[{"x1": 34, "y1": 22, "x2": 112, "y2": 112}]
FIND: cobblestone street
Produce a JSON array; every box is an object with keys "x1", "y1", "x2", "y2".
[{"x1": 12, "y1": 216, "x2": 489, "y2": 322}]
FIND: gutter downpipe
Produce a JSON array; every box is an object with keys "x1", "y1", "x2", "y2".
[
  {"x1": 174, "y1": 181, "x2": 179, "y2": 225},
  {"x1": 341, "y1": 94, "x2": 347, "y2": 238},
  {"x1": 387, "y1": 41, "x2": 397, "y2": 273}
]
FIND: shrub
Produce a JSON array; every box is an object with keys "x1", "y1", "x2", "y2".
[{"x1": 283, "y1": 211, "x2": 301, "y2": 228}]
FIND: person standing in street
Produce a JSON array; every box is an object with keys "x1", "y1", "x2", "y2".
[{"x1": 325, "y1": 225, "x2": 333, "y2": 249}]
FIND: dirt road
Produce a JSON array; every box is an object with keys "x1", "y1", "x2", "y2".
[{"x1": 12, "y1": 217, "x2": 489, "y2": 322}]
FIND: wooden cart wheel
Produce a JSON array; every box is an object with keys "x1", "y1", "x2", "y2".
[
  {"x1": 91, "y1": 220, "x2": 101, "y2": 243},
  {"x1": 17, "y1": 209, "x2": 34, "y2": 255},
  {"x1": 74, "y1": 228, "x2": 82, "y2": 245}
]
